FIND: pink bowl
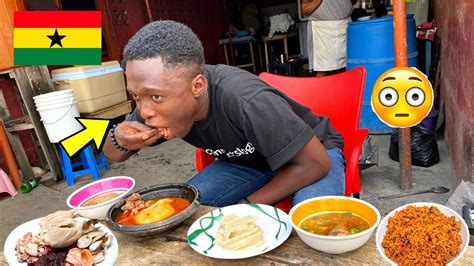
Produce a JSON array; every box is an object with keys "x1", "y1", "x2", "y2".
[{"x1": 67, "y1": 176, "x2": 135, "y2": 219}]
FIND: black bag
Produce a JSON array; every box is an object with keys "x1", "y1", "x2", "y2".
[{"x1": 388, "y1": 125, "x2": 440, "y2": 167}]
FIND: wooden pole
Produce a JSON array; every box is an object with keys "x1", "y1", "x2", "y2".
[
  {"x1": 393, "y1": 0, "x2": 413, "y2": 191},
  {"x1": 0, "y1": 120, "x2": 22, "y2": 188},
  {"x1": 222, "y1": 0, "x2": 236, "y2": 66},
  {"x1": 144, "y1": 0, "x2": 154, "y2": 23}
]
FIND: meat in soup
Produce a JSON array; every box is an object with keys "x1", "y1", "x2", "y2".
[{"x1": 299, "y1": 212, "x2": 370, "y2": 236}]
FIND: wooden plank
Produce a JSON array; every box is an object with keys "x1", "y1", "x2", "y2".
[
  {"x1": 0, "y1": 0, "x2": 14, "y2": 70},
  {"x1": 10, "y1": 67, "x2": 63, "y2": 181},
  {"x1": 6, "y1": 123, "x2": 34, "y2": 132},
  {"x1": 82, "y1": 101, "x2": 131, "y2": 119}
]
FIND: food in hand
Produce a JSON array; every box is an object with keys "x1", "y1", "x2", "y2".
[
  {"x1": 123, "y1": 125, "x2": 155, "y2": 141},
  {"x1": 216, "y1": 214, "x2": 265, "y2": 251},
  {"x1": 123, "y1": 126, "x2": 138, "y2": 135}
]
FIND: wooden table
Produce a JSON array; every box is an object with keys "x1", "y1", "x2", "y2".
[
  {"x1": 219, "y1": 36, "x2": 258, "y2": 73},
  {"x1": 262, "y1": 32, "x2": 298, "y2": 72},
  {"x1": 2, "y1": 206, "x2": 473, "y2": 265}
]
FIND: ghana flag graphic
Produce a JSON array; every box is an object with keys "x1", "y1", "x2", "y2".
[{"x1": 14, "y1": 11, "x2": 102, "y2": 65}]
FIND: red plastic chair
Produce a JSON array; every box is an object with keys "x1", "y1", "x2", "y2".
[{"x1": 196, "y1": 67, "x2": 367, "y2": 212}]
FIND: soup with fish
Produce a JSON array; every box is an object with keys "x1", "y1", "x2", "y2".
[{"x1": 299, "y1": 211, "x2": 370, "y2": 236}]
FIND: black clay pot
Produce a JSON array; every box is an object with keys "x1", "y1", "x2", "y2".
[{"x1": 106, "y1": 183, "x2": 201, "y2": 237}]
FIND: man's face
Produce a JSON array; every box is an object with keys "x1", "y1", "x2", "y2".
[{"x1": 125, "y1": 58, "x2": 201, "y2": 139}]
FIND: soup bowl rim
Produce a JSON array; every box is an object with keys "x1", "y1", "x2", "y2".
[
  {"x1": 106, "y1": 182, "x2": 201, "y2": 232},
  {"x1": 289, "y1": 195, "x2": 381, "y2": 240},
  {"x1": 66, "y1": 176, "x2": 135, "y2": 210}
]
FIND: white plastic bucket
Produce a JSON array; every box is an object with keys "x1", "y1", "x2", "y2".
[
  {"x1": 33, "y1": 89, "x2": 74, "y2": 102},
  {"x1": 34, "y1": 95, "x2": 74, "y2": 108},
  {"x1": 34, "y1": 91, "x2": 82, "y2": 143}
]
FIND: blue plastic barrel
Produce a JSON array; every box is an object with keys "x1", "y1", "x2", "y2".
[{"x1": 347, "y1": 15, "x2": 418, "y2": 133}]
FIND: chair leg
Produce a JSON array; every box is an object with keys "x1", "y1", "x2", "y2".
[
  {"x1": 82, "y1": 146, "x2": 100, "y2": 180},
  {"x1": 59, "y1": 145, "x2": 75, "y2": 186}
]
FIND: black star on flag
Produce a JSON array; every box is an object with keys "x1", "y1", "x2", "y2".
[{"x1": 47, "y1": 29, "x2": 66, "y2": 48}]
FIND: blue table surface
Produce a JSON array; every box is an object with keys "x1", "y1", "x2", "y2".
[{"x1": 219, "y1": 36, "x2": 256, "y2": 45}]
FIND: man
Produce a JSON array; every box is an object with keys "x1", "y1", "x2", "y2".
[
  {"x1": 301, "y1": 0, "x2": 353, "y2": 76},
  {"x1": 104, "y1": 20, "x2": 345, "y2": 207}
]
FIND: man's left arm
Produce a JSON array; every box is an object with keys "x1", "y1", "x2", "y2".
[{"x1": 246, "y1": 135, "x2": 331, "y2": 204}]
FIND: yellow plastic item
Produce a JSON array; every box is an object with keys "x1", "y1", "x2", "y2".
[
  {"x1": 51, "y1": 61, "x2": 128, "y2": 113},
  {"x1": 135, "y1": 199, "x2": 175, "y2": 224}
]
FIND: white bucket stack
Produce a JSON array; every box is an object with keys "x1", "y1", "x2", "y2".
[{"x1": 33, "y1": 89, "x2": 83, "y2": 143}]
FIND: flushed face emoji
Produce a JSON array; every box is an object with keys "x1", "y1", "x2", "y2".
[{"x1": 371, "y1": 67, "x2": 433, "y2": 128}]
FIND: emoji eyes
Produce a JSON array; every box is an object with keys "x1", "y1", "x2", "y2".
[
  {"x1": 379, "y1": 87, "x2": 398, "y2": 107},
  {"x1": 406, "y1": 87, "x2": 425, "y2": 107},
  {"x1": 379, "y1": 87, "x2": 426, "y2": 107}
]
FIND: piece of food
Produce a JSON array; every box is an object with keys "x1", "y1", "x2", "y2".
[
  {"x1": 299, "y1": 211, "x2": 370, "y2": 236},
  {"x1": 216, "y1": 214, "x2": 265, "y2": 251},
  {"x1": 123, "y1": 125, "x2": 155, "y2": 141},
  {"x1": 123, "y1": 126, "x2": 138, "y2": 135},
  {"x1": 39, "y1": 210, "x2": 83, "y2": 248},
  {"x1": 135, "y1": 198, "x2": 175, "y2": 224},
  {"x1": 328, "y1": 223, "x2": 351, "y2": 236},
  {"x1": 66, "y1": 247, "x2": 94, "y2": 265},
  {"x1": 15, "y1": 232, "x2": 53, "y2": 263}
]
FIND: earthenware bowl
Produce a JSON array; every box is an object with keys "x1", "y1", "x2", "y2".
[{"x1": 106, "y1": 183, "x2": 201, "y2": 237}]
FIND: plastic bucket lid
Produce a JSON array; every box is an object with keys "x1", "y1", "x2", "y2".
[
  {"x1": 34, "y1": 92, "x2": 74, "y2": 103},
  {"x1": 35, "y1": 96, "x2": 75, "y2": 107},
  {"x1": 33, "y1": 90, "x2": 74, "y2": 101},
  {"x1": 36, "y1": 99, "x2": 76, "y2": 112}
]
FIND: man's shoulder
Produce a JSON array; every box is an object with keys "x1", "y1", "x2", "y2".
[{"x1": 206, "y1": 64, "x2": 269, "y2": 103}]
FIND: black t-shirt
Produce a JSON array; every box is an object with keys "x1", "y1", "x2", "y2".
[{"x1": 127, "y1": 64, "x2": 343, "y2": 171}]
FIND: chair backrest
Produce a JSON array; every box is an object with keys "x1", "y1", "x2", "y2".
[{"x1": 258, "y1": 67, "x2": 366, "y2": 137}]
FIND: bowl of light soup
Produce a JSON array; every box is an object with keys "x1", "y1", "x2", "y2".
[
  {"x1": 289, "y1": 196, "x2": 381, "y2": 254},
  {"x1": 66, "y1": 176, "x2": 135, "y2": 219}
]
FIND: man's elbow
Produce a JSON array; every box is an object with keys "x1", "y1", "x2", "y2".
[{"x1": 310, "y1": 154, "x2": 332, "y2": 181}]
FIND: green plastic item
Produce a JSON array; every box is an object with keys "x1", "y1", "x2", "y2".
[{"x1": 19, "y1": 177, "x2": 42, "y2": 193}]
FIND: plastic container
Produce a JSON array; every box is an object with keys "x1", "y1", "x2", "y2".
[
  {"x1": 33, "y1": 91, "x2": 82, "y2": 143},
  {"x1": 347, "y1": 15, "x2": 418, "y2": 133},
  {"x1": 19, "y1": 177, "x2": 42, "y2": 193},
  {"x1": 51, "y1": 61, "x2": 128, "y2": 114},
  {"x1": 420, "y1": 108, "x2": 438, "y2": 131}
]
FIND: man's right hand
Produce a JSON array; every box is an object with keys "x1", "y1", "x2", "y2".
[{"x1": 114, "y1": 121, "x2": 161, "y2": 151}]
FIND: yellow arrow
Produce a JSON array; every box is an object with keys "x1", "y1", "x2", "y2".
[{"x1": 60, "y1": 118, "x2": 111, "y2": 158}]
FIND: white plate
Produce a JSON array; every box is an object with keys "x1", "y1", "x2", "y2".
[
  {"x1": 187, "y1": 204, "x2": 292, "y2": 259},
  {"x1": 375, "y1": 202, "x2": 470, "y2": 266},
  {"x1": 3, "y1": 217, "x2": 119, "y2": 265}
]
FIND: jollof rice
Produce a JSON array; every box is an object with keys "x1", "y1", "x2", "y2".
[{"x1": 382, "y1": 205, "x2": 462, "y2": 265}]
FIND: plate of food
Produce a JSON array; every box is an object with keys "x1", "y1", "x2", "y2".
[
  {"x1": 187, "y1": 204, "x2": 292, "y2": 259},
  {"x1": 375, "y1": 202, "x2": 470, "y2": 265},
  {"x1": 3, "y1": 210, "x2": 118, "y2": 265}
]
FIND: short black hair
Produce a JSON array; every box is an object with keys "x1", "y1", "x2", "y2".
[{"x1": 122, "y1": 20, "x2": 204, "y2": 73}]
